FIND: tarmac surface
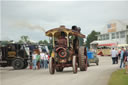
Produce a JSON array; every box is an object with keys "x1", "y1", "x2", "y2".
[{"x1": 0, "y1": 56, "x2": 119, "y2": 85}]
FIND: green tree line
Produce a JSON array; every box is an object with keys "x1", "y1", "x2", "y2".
[{"x1": 86, "y1": 30, "x2": 100, "y2": 48}]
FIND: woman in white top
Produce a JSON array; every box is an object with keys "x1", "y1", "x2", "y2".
[{"x1": 40, "y1": 52, "x2": 45, "y2": 68}]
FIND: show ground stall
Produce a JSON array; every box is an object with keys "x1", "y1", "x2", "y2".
[
  {"x1": 90, "y1": 40, "x2": 117, "y2": 56},
  {"x1": 91, "y1": 20, "x2": 128, "y2": 56},
  {"x1": 91, "y1": 40, "x2": 128, "y2": 56}
]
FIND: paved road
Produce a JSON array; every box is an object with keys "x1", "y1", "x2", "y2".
[{"x1": 0, "y1": 56, "x2": 119, "y2": 85}]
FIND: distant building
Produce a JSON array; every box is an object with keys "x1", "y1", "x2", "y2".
[{"x1": 91, "y1": 20, "x2": 128, "y2": 49}]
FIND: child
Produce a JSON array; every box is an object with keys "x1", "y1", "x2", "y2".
[{"x1": 32, "y1": 51, "x2": 37, "y2": 70}]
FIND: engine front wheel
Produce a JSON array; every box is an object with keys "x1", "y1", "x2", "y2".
[
  {"x1": 72, "y1": 55, "x2": 78, "y2": 74},
  {"x1": 49, "y1": 57, "x2": 55, "y2": 74}
]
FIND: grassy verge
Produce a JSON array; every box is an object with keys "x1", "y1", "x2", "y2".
[{"x1": 108, "y1": 69, "x2": 128, "y2": 85}]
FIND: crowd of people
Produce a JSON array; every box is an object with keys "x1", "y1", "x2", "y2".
[
  {"x1": 111, "y1": 47, "x2": 128, "y2": 73},
  {"x1": 32, "y1": 50, "x2": 49, "y2": 70}
]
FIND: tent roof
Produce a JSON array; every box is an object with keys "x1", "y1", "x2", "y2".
[
  {"x1": 118, "y1": 44, "x2": 128, "y2": 47},
  {"x1": 90, "y1": 40, "x2": 117, "y2": 46},
  {"x1": 98, "y1": 43, "x2": 117, "y2": 46}
]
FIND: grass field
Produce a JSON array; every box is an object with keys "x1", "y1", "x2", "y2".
[{"x1": 108, "y1": 69, "x2": 128, "y2": 85}]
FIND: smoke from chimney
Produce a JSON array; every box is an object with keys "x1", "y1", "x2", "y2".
[{"x1": 13, "y1": 21, "x2": 46, "y2": 32}]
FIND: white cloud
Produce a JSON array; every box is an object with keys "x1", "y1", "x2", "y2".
[
  {"x1": 1, "y1": 1, "x2": 128, "y2": 41},
  {"x1": 2, "y1": 0, "x2": 128, "y2": 1}
]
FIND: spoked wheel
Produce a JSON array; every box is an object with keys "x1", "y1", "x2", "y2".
[
  {"x1": 79, "y1": 46, "x2": 88, "y2": 71},
  {"x1": 12, "y1": 59, "x2": 24, "y2": 70},
  {"x1": 72, "y1": 55, "x2": 78, "y2": 74},
  {"x1": 49, "y1": 57, "x2": 55, "y2": 74}
]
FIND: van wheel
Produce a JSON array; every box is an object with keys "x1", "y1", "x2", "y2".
[
  {"x1": 96, "y1": 62, "x2": 99, "y2": 66},
  {"x1": 22, "y1": 61, "x2": 28, "y2": 69},
  {"x1": 12, "y1": 59, "x2": 24, "y2": 70}
]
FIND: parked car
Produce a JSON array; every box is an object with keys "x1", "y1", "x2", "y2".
[{"x1": 87, "y1": 51, "x2": 99, "y2": 66}]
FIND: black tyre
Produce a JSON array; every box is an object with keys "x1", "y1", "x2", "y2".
[
  {"x1": 49, "y1": 57, "x2": 55, "y2": 74},
  {"x1": 87, "y1": 60, "x2": 90, "y2": 67},
  {"x1": 22, "y1": 61, "x2": 28, "y2": 69},
  {"x1": 79, "y1": 46, "x2": 87, "y2": 71},
  {"x1": 12, "y1": 59, "x2": 24, "y2": 70},
  {"x1": 56, "y1": 67, "x2": 63, "y2": 72},
  {"x1": 96, "y1": 62, "x2": 99, "y2": 65},
  {"x1": 72, "y1": 55, "x2": 77, "y2": 74},
  {"x1": 96, "y1": 58, "x2": 99, "y2": 66}
]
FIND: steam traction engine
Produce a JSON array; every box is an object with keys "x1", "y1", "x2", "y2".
[{"x1": 45, "y1": 26, "x2": 87, "y2": 74}]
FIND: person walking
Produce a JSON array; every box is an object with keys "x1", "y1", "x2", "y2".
[
  {"x1": 115, "y1": 48, "x2": 119, "y2": 64},
  {"x1": 32, "y1": 51, "x2": 37, "y2": 70},
  {"x1": 44, "y1": 52, "x2": 48, "y2": 69},
  {"x1": 124, "y1": 47, "x2": 128, "y2": 73},
  {"x1": 36, "y1": 52, "x2": 41, "y2": 69},
  {"x1": 40, "y1": 51, "x2": 45, "y2": 68},
  {"x1": 111, "y1": 48, "x2": 118, "y2": 64},
  {"x1": 120, "y1": 47, "x2": 125, "y2": 68}
]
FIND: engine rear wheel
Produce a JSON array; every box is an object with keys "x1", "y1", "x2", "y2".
[
  {"x1": 72, "y1": 55, "x2": 77, "y2": 74},
  {"x1": 49, "y1": 57, "x2": 55, "y2": 74},
  {"x1": 12, "y1": 59, "x2": 24, "y2": 70},
  {"x1": 79, "y1": 46, "x2": 87, "y2": 71}
]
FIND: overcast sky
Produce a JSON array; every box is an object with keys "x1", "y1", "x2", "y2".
[{"x1": 1, "y1": 0, "x2": 128, "y2": 42}]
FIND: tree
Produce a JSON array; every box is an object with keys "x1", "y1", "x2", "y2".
[
  {"x1": 0, "y1": 41, "x2": 11, "y2": 45},
  {"x1": 18, "y1": 40, "x2": 24, "y2": 44},
  {"x1": 38, "y1": 40, "x2": 44, "y2": 44},
  {"x1": 43, "y1": 40, "x2": 48, "y2": 45},
  {"x1": 18, "y1": 35, "x2": 30, "y2": 44},
  {"x1": 21, "y1": 36, "x2": 29, "y2": 43},
  {"x1": 86, "y1": 30, "x2": 100, "y2": 48},
  {"x1": 38, "y1": 40, "x2": 48, "y2": 45}
]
